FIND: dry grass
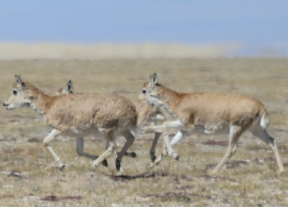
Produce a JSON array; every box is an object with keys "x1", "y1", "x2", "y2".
[
  {"x1": 0, "y1": 58, "x2": 288, "y2": 206},
  {"x1": 0, "y1": 43, "x2": 241, "y2": 60}
]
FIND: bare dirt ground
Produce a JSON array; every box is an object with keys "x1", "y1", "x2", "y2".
[{"x1": 0, "y1": 58, "x2": 288, "y2": 206}]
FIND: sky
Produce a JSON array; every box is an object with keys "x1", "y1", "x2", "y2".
[{"x1": 0, "y1": 0, "x2": 287, "y2": 56}]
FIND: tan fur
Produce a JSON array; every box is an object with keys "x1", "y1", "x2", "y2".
[
  {"x1": 133, "y1": 100, "x2": 160, "y2": 126},
  {"x1": 147, "y1": 88, "x2": 265, "y2": 130},
  {"x1": 57, "y1": 80, "x2": 168, "y2": 165},
  {"x1": 44, "y1": 93, "x2": 136, "y2": 132},
  {"x1": 56, "y1": 80, "x2": 138, "y2": 161},
  {"x1": 3, "y1": 76, "x2": 137, "y2": 172},
  {"x1": 141, "y1": 73, "x2": 284, "y2": 174}
]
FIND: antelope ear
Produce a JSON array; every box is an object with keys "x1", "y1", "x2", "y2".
[
  {"x1": 15, "y1": 75, "x2": 26, "y2": 90},
  {"x1": 66, "y1": 80, "x2": 73, "y2": 93},
  {"x1": 150, "y1": 73, "x2": 158, "y2": 88}
]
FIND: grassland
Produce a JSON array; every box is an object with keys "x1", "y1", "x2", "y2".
[{"x1": 0, "y1": 58, "x2": 288, "y2": 206}]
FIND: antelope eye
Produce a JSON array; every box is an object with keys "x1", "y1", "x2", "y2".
[
  {"x1": 12, "y1": 90, "x2": 18, "y2": 96},
  {"x1": 142, "y1": 90, "x2": 147, "y2": 94}
]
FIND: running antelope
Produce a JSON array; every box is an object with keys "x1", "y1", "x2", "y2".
[
  {"x1": 141, "y1": 73, "x2": 284, "y2": 174},
  {"x1": 57, "y1": 80, "x2": 176, "y2": 167},
  {"x1": 56, "y1": 80, "x2": 137, "y2": 162},
  {"x1": 3, "y1": 75, "x2": 137, "y2": 172}
]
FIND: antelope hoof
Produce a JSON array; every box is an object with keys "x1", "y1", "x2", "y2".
[
  {"x1": 117, "y1": 167, "x2": 125, "y2": 175},
  {"x1": 124, "y1": 151, "x2": 137, "y2": 158},
  {"x1": 116, "y1": 159, "x2": 121, "y2": 171},
  {"x1": 92, "y1": 161, "x2": 99, "y2": 168},
  {"x1": 150, "y1": 153, "x2": 156, "y2": 162},
  {"x1": 59, "y1": 165, "x2": 65, "y2": 172},
  {"x1": 129, "y1": 152, "x2": 137, "y2": 158},
  {"x1": 171, "y1": 152, "x2": 179, "y2": 160},
  {"x1": 102, "y1": 159, "x2": 108, "y2": 167},
  {"x1": 148, "y1": 155, "x2": 163, "y2": 168}
]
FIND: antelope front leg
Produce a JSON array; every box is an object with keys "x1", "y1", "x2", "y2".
[
  {"x1": 43, "y1": 129, "x2": 64, "y2": 171},
  {"x1": 148, "y1": 133, "x2": 179, "y2": 169},
  {"x1": 170, "y1": 131, "x2": 184, "y2": 147},
  {"x1": 76, "y1": 138, "x2": 108, "y2": 167}
]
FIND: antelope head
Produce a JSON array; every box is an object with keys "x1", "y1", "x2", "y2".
[
  {"x1": 3, "y1": 75, "x2": 33, "y2": 110},
  {"x1": 140, "y1": 73, "x2": 164, "y2": 108},
  {"x1": 56, "y1": 80, "x2": 73, "y2": 95}
]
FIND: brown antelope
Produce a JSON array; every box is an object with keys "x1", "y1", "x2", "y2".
[
  {"x1": 57, "y1": 80, "x2": 176, "y2": 167},
  {"x1": 141, "y1": 73, "x2": 284, "y2": 174},
  {"x1": 56, "y1": 80, "x2": 136, "y2": 162},
  {"x1": 3, "y1": 75, "x2": 137, "y2": 172}
]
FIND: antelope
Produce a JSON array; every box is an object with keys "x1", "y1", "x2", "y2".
[
  {"x1": 56, "y1": 80, "x2": 137, "y2": 162},
  {"x1": 3, "y1": 75, "x2": 138, "y2": 172},
  {"x1": 57, "y1": 80, "x2": 177, "y2": 167},
  {"x1": 141, "y1": 73, "x2": 284, "y2": 174}
]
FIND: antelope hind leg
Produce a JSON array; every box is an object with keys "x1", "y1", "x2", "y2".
[{"x1": 77, "y1": 137, "x2": 108, "y2": 167}]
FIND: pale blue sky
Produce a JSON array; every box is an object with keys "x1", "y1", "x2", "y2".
[{"x1": 0, "y1": 0, "x2": 287, "y2": 56}]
